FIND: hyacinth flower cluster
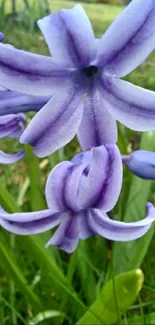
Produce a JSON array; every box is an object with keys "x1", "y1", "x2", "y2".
[
  {"x1": 1, "y1": 145, "x2": 155, "y2": 253},
  {"x1": 1, "y1": 0, "x2": 155, "y2": 252}
]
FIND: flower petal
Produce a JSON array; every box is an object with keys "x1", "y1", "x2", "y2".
[
  {"x1": 77, "y1": 83, "x2": 117, "y2": 151},
  {"x1": 20, "y1": 80, "x2": 84, "y2": 157},
  {"x1": 38, "y1": 4, "x2": 96, "y2": 68},
  {"x1": 88, "y1": 204, "x2": 155, "y2": 241},
  {"x1": 64, "y1": 163, "x2": 88, "y2": 211},
  {"x1": 8, "y1": 113, "x2": 26, "y2": 138},
  {"x1": 97, "y1": 0, "x2": 155, "y2": 77},
  {"x1": 46, "y1": 212, "x2": 81, "y2": 253},
  {"x1": 123, "y1": 150, "x2": 155, "y2": 179},
  {"x1": 0, "y1": 150, "x2": 25, "y2": 164},
  {"x1": 100, "y1": 76, "x2": 155, "y2": 131},
  {"x1": 46, "y1": 161, "x2": 73, "y2": 212},
  {"x1": 0, "y1": 87, "x2": 51, "y2": 115},
  {"x1": 0, "y1": 113, "x2": 25, "y2": 138},
  {"x1": 78, "y1": 145, "x2": 122, "y2": 212},
  {"x1": 71, "y1": 150, "x2": 93, "y2": 164},
  {"x1": 0, "y1": 208, "x2": 62, "y2": 235},
  {"x1": 0, "y1": 44, "x2": 75, "y2": 95},
  {"x1": 79, "y1": 209, "x2": 95, "y2": 240}
]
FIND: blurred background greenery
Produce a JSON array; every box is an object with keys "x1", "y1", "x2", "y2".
[{"x1": 1, "y1": 1, "x2": 155, "y2": 325}]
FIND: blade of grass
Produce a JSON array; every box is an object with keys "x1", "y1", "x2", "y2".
[
  {"x1": 129, "y1": 312, "x2": 155, "y2": 325},
  {"x1": 17, "y1": 177, "x2": 30, "y2": 206},
  {"x1": 10, "y1": 234, "x2": 17, "y2": 325},
  {"x1": 76, "y1": 242, "x2": 97, "y2": 305},
  {"x1": 0, "y1": 241, "x2": 43, "y2": 311},
  {"x1": 25, "y1": 145, "x2": 45, "y2": 211},
  {"x1": 0, "y1": 295, "x2": 27, "y2": 325}
]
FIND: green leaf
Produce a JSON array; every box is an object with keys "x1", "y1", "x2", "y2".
[
  {"x1": 25, "y1": 145, "x2": 45, "y2": 211},
  {"x1": 110, "y1": 131, "x2": 155, "y2": 276},
  {"x1": 0, "y1": 183, "x2": 21, "y2": 213},
  {"x1": 0, "y1": 241, "x2": 43, "y2": 311},
  {"x1": 129, "y1": 312, "x2": 155, "y2": 325},
  {"x1": 17, "y1": 234, "x2": 68, "y2": 295},
  {"x1": 67, "y1": 241, "x2": 96, "y2": 306},
  {"x1": 76, "y1": 241, "x2": 97, "y2": 305},
  {"x1": 0, "y1": 295, "x2": 27, "y2": 325},
  {"x1": 77, "y1": 269, "x2": 144, "y2": 325}
]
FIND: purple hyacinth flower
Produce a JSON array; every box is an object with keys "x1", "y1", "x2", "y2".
[
  {"x1": 0, "y1": 144, "x2": 155, "y2": 253},
  {"x1": 0, "y1": 113, "x2": 25, "y2": 164},
  {"x1": 0, "y1": 113, "x2": 26, "y2": 139},
  {"x1": 0, "y1": 2, "x2": 154, "y2": 157},
  {"x1": 123, "y1": 150, "x2": 155, "y2": 179},
  {"x1": 0, "y1": 86, "x2": 51, "y2": 116}
]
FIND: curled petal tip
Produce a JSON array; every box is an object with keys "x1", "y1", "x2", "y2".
[
  {"x1": 146, "y1": 202, "x2": 155, "y2": 214},
  {"x1": 0, "y1": 113, "x2": 25, "y2": 139},
  {"x1": 20, "y1": 133, "x2": 27, "y2": 144},
  {"x1": 88, "y1": 206, "x2": 155, "y2": 242},
  {"x1": 0, "y1": 150, "x2": 25, "y2": 164}
]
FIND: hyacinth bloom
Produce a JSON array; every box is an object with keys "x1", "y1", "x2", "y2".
[
  {"x1": 0, "y1": 113, "x2": 25, "y2": 164},
  {"x1": 123, "y1": 150, "x2": 155, "y2": 180},
  {"x1": 0, "y1": 112, "x2": 25, "y2": 139},
  {"x1": 1, "y1": 145, "x2": 155, "y2": 253},
  {"x1": 0, "y1": 2, "x2": 154, "y2": 157}
]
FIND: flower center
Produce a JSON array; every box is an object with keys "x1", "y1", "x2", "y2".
[{"x1": 83, "y1": 65, "x2": 98, "y2": 77}]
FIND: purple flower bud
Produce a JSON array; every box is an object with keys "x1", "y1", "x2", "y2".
[{"x1": 123, "y1": 150, "x2": 155, "y2": 180}]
